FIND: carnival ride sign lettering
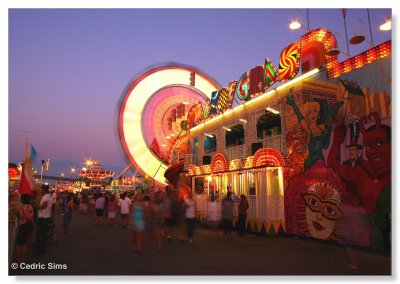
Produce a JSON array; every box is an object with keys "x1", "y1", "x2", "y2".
[{"x1": 187, "y1": 28, "x2": 387, "y2": 129}]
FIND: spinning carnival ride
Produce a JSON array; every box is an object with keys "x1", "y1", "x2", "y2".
[
  {"x1": 118, "y1": 65, "x2": 220, "y2": 186},
  {"x1": 79, "y1": 161, "x2": 114, "y2": 187}
]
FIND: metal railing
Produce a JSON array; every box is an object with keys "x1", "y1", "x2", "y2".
[
  {"x1": 260, "y1": 135, "x2": 282, "y2": 151},
  {"x1": 194, "y1": 195, "x2": 239, "y2": 220},
  {"x1": 9, "y1": 212, "x2": 18, "y2": 263},
  {"x1": 267, "y1": 196, "x2": 285, "y2": 220},
  {"x1": 225, "y1": 144, "x2": 247, "y2": 160},
  {"x1": 194, "y1": 193, "x2": 284, "y2": 224},
  {"x1": 247, "y1": 195, "x2": 257, "y2": 219}
]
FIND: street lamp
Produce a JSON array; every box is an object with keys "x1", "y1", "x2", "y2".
[
  {"x1": 289, "y1": 20, "x2": 302, "y2": 30},
  {"x1": 60, "y1": 172, "x2": 65, "y2": 177},
  {"x1": 70, "y1": 167, "x2": 76, "y2": 177},
  {"x1": 349, "y1": 10, "x2": 376, "y2": 48},
  {"x1": 289, "y1": 9, "x2": 310, "y2": 31},
  {"x1": 326, "y1": 31, "x2": 351, "y2": 58},
  {"x1": 379, "y1": 19, "x2": 391, "y2": 31}
]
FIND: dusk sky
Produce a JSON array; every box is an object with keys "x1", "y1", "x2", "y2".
[{"x1": 7, "y1": 6, "x2": 393, "y2": 180}]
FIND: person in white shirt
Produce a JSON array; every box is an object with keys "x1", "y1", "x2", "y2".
[
  {"x1": 182, "y1": 192, "x2": 196, "y2": 243},
  {"x1": 119, "y1": 193, "x2": 131, "y2": 228},
  {"x1": 35, "y1": 184, "x2": 53, "y2": 254},
  {"x1": 207, "y1": 196, "x2": 221, "y2": 237}
]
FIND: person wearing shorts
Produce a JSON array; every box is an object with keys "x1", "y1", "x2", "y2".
[
  {"x1": 131, "y1": 193, "x2": 146, "y2": 253},
  {"x1": 95, "y1": 193, "x2": 106, "y2": 227},
  {"x1": 119, "y1": 193, "x2": 131, "y2": 228},
  {"x1": 107, "y1": 194, "x2": 117, "y2": 227}
]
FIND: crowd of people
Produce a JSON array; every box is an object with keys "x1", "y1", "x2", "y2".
[{"x1": 13, "y1": 185, "x2": 250, "y2": 263}]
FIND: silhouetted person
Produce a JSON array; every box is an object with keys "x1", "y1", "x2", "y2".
[
  {"x1": 238, "y1": 194, "x2": 249, "y2": 236},
  {"x1": 221, "y1": 192, "x2": 234, "y2": 239}
]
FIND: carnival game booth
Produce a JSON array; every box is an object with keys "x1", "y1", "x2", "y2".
[{"x1": 187, "y1": 150, "x2": 286, "y2": 236}]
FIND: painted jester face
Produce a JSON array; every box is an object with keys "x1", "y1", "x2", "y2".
[{"x1": 303, "y1": 189, "x2": 343, "y2": 240}]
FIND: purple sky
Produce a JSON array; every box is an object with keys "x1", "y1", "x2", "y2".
[{"x1": 8, "y1": 8, "x2": 392, "y2": 178}]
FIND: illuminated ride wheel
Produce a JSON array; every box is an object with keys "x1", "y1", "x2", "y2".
[{"x1": 118, "y1": 64, "x2": 220, "y2": 187}]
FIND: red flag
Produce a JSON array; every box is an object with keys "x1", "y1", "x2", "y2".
[
  {"x1": 18, "y1": 141, "x2": 38, "y2": 196},
  {"x1": 18, "y1": 162, "x2": 34, "y2": 195}
]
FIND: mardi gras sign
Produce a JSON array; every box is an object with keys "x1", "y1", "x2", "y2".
[
  {"x1": 185, "y1": 28, "x2": 391, "y2": 131},
  {"x1": 186, "y1": 28, "x2": 334, "y2": 128}
]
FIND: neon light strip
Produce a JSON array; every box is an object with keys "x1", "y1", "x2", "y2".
[
  {"x1": 275, "y1": 67, "x2": 320, "y2": 91},
  {"x1": 245, "y1": 89, "x2": 276, "y2": 106},
  {"x1": 266, "y1": 107, "x2": 279, "y2": 114},
  {"x1": 190, "y1": 67, "x2": 321, "y2": 132},
  {"x1": 327, "y1": 41, "x2": 391, "y2": 79}
]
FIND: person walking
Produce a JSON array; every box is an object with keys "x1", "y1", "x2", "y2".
[
  {"x1": 35, "y1": 184, "x2": 54, "y2": 255},
  {"x1": 73, "y1": 193, "x2": 80, "y2": 211},
  {"x1": 221, "y1": 191, "x2": 234, "y2": 239},
  {"x1": 119, "y1": 193, "x2": 132, "y2": 228},
  {"x1": 15, "y1": 194, "x2": 34, "y2": 264},
  {"x1": 130, "y1": 193, "x2": 146, "y2": 254},
  {"x1": 95, "y1": 193, "x2": 106, "y2": 227},
  {"x1": 80, "y1": 190, "x2": 89, "y2": 213},
  {"x1": 164, "y1": 190, "x2": 179, "y2": 242},
  {"x1": 237, "y1": 194, "x2": 249, "y2": 236},
  {"x1": 107, "y1": 194, "x2": 118, "y2": 227},
  {"x1": 182, "y1": 192, "x2": 196, "y2": 243},
  {"x1": 62, "y1": 194, "x2": 74, "y2": 234},
  {"x1": 207, "y1": 195, "x2": 221, "y2": 237},
  {"x1": 88, "y1": 191, "x2": 95, "y2": 214},
  {"x1": 147, "y1": 191, "x2": 165, "y2": 252}
]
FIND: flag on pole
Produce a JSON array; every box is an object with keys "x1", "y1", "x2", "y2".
[
  {"x1": 41, "y1": 159, "x2": 50, "y2": 170},
  {"x1": 18, "y1": 142, "x2": 38, "y2": 196}
]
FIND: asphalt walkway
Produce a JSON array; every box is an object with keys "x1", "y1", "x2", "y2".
[{"x1": 9, "y1": 210, "x2": 391, "y2": 276}]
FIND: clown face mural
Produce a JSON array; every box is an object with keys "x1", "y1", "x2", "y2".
[{"x1": 299, "y1": 181, "x2": 344, "y2": 240}]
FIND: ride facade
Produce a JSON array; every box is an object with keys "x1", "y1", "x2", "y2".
[{"x1": 118, "y1": 28, "x2": 391, "y2": 251}]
